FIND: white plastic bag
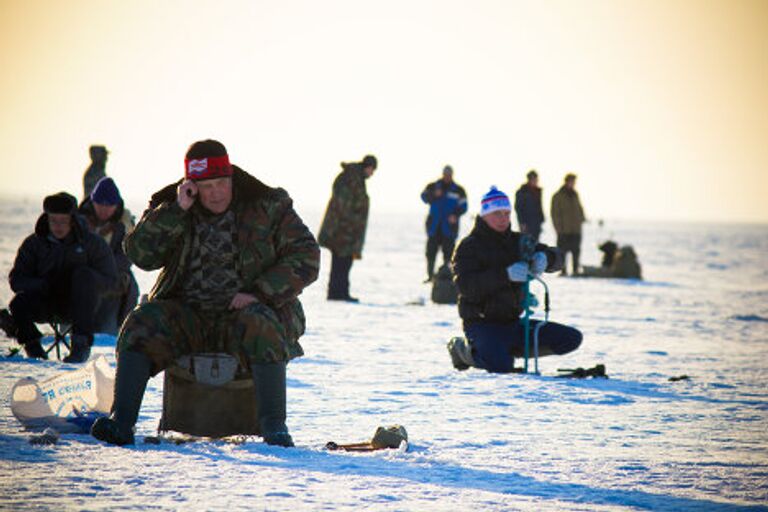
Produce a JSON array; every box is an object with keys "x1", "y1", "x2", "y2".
[{"x1": 10, "y1": 355, "x2": 115, "y2": 433}]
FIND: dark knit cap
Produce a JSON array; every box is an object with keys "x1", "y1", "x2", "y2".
[
  {"x1": 186, "y1": 139, "x2": 228, "y2": 160},
  {"x1": 184, "y1": 139, "x2": 233, "y2": 180},
  {"x1": 91, "y1": 177, "x2": 122, "y2": 206},
  {"x1": 527, "y1": 169, "x2": 538, "y2": 179},
  {"x1": 362, "y1": 155, "x2": 377, "y2": 170},
  {"x1": 565, "y1": 173, "x2": 577, "y2": 182},
  {"x1": 43, "y1": 192, "x2": 77, "y2": 215}
]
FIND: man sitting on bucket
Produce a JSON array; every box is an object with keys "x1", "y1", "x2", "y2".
[
  {"x1": 91, "y1": 139, "x2": 320, "y2": 447},
  {"x1": 447, "y1": 186, "x2": 582, "y2": 373}
]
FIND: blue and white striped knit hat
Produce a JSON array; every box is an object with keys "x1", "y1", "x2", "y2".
[{"x1": 480, "y1": 186, "x2": 511, "y2": 216}]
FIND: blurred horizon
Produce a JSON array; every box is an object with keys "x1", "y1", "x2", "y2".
[
  {"x1": 2, "y1": 192, "x2": 766, "y2": 230},
  {"x1": 1, "y1": 0, "x2": 766, "y2": 224}
]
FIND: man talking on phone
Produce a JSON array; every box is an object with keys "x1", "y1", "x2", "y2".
[{"x1": 92, "y1": 139, "x2": 319, "y2": 447}]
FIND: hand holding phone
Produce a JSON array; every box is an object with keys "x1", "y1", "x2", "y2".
[{"x1": 177, "y1": 180, "x2": 198, "y2": 210}]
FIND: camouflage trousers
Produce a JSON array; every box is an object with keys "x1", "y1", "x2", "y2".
[{"x1": 117, "y1": 300, "x2": 288, "y2": 375}]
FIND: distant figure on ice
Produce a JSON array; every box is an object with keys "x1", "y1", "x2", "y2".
[
  {"x1": 0, "y1": 192, "x2": 116, "y2": 362},
  {"x1": 83, "y1": 145, "x2": 109, "y2": 199},
  {"x1": 581, "y1": 240, "x2": 642, "y2": 279},
  {"x1": 79, "y1": 177, "x2": 139, "y2": 334},
  {"x1": 550, "y1": 173, "x2": 585, "y2": 275},
  {"x1": 90, "y1": 139, "x2": 319, "y2": 447},
  {"x1": 420, "y1": 165, "x2": 467, "y2": 283},
  {"x1": 318, "y1": 155, "x2": 377, "y2": 302},
  {"x1": 514, "y1": 169, "x2": 545, "y2": 242},
  {"x1": 447, "y1": 187, "x2": 581, "y2": 373}
]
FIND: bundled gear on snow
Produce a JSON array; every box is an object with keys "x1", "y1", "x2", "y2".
[
  {"x1": 581, "y1": 241, "x2": 642, "y2": 279},
  {"x1": 325, "y1": 424, "x2": 409, "y2": 452},
  {"x1": 556, "y1": 364, "x2": 608, "y2": 378},
  {"x1": 431, "y1": 264, "x2": 458, "y2": 304},
  {"x1": 11, "y1": 355, "x2": 114, "y2": 432}
]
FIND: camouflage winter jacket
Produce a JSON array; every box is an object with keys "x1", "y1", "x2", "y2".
[
  {"x1": 318, "y1": 163, "x2": 369, "y2": 257},
  {"x1": 125, "y1": 166, "x2": 320, "y2": 357}
]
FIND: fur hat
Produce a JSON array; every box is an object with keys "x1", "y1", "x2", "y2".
[
  {"x1": 91, "y1": 177, "x2": 121, "y2": 205},
  {"x1": 43, "y1": 192, "x2": 77, "y2": 215},
  {"x1": 184, "y1": 139, "x2": 233, "y2": 181},
  {"x1": 480, "y1": 186, "x2": 511, "y2": 217}
]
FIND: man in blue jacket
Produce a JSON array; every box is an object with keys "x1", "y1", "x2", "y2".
[{"x1": 420, "y1": 166, "x2": 467, "y2": 282}]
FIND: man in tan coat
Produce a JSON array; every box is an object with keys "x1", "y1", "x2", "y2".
[{"x1": 550, "y1": 173, "x2": 586, "y2": 275}]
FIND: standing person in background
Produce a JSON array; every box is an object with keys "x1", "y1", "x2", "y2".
[
  {"x1": 420, "y1": 165, "x2": 467, "y2": 283},
  {"x1": 83, "y1": 145, "x2": 109, "y2": 199},
  {"x1": 318, "y1": 155, "x2": 377, "y2": 302},
  {"x1": 514, "y1": 169, "x2": 545, "y2": 242},
  {"x1": 79, "y1": 176, "x2": 139, "y2": 334},
  {"x1": 550, "y1": 173, "x2": 586, "y2": 275}
]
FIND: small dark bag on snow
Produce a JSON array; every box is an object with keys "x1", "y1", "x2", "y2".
[{"x1": 431, "y1": 265, "x2": 458, "y2": 304}]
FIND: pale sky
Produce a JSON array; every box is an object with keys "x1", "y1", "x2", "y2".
[{"x1": 1, "y1": 0, "x2": 766, "y2": 223}]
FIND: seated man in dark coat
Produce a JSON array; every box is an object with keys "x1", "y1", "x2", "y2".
[
  {"x1": 448, "y1": 187, "x2": 582, "y2": 373},
  {"x1": 0, "y1": 192, "x2": 117, "y2": 362},
  {"x1": 79, "y1": 177, "x2": 139, "y2": 334}
]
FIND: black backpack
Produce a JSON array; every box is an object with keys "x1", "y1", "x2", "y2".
[{"x1": 431, "y1": 265, "x2": 458, "y2": 304}]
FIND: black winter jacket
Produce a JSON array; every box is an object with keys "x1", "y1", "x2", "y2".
[
  {"x1": 514, "y1": 184, "x2": 545, "y2": 229},
  {"x1": 9, "y1": 213, "x2": 117, "y2": 295},
  {"x1": 452, "y1": 216, "x2": 562, "y2": 326}
]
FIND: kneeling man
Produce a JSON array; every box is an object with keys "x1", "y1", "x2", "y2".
[{"x1": 448, "y1": 187, "x2": 581, "y2": 373}]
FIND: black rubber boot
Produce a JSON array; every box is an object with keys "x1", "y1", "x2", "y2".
[
  {"x1": 63, "y1": 334, "x2": 92, "y2": 363},
  {"x1": 23, "y1": 338, "x2": 47, "y2": 360},
  {"x1": 0, "y1": 308, "x2": 19, "y2": 339},
  {"x1": 91, "y1": 350, "x2": 151, "y2": 446},
  {"x1": 251, "y1": 362, "x2": 294, "y2": 447},
  {"x1": 447, "y1": 337, "x2": 474, "y2": 371}
]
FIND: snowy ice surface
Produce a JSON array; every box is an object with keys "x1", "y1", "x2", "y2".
[{"x1": 0, "y1": 197, "x2": 767, "y2": 511}]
